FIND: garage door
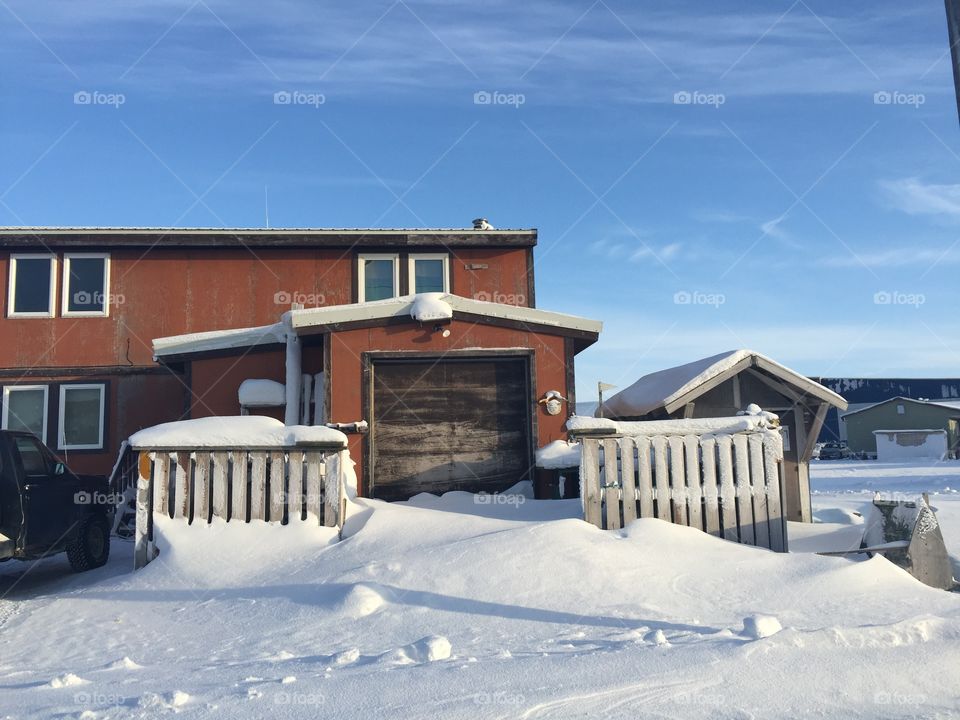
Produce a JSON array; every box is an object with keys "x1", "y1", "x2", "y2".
[{"x1": 370, "y1": 357, "x2": 532, "y2": 501}]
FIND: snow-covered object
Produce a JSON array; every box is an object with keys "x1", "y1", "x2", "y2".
[
  {"x1": 567, "y1": 414, "x2": 776, "y2": 436},
  {"x1": 873, "y1": 429, "x2": 948, "y2": 461},
  {"x1": 128, "y1": 416, "x2": 347, "y2": 448},
  {"x1": 153, "y1": 322, "x2": 286, "y2": 359},
  {"x1": 535, "y1": 440, "x2": 582, "y2": 469},
  {"x1": 237, "y1": 379, "x2": 286, "y2": 407},
  {"x1": 743, "y1": 615, "x2": 782, "y2": 639},
  {"x1": 409, "y1": 292, "x2": 453, "y2": 322},
  {"x1": 737, "y1": 403, "x2": 780, "y2": 425},
  {"x1": 598, "y1": 349, "x2": 845, "y2": 418}
]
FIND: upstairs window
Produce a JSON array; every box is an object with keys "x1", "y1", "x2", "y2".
[
  {"x1": 2, "y1": 385, "x2": 49, "y2": 443},
  {"x1": 409, "y1": 254, "x2": 449, "y2": 294},
  {"x1": 7, "y1": 254, "x2": 56, "y2": 317},
  {"x1": 63, "y1": 254, "x2": 110, "y2": 317},
  {"x1": 58, "y1": 384, "x2": 106, "y2": 450},
  {"x1": 358, "y1": 254, "x2": 399, "y2": 302}
]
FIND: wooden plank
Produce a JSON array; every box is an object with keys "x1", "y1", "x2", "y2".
[
  {"x1": 134, "y1": 458, "x2": 152, "y2": 570},
  {"x1": 763, "y1": 434, "x2": 787, "y2": 552},
  {"x1": 211, "y1": 451, "x2": 228, "y2": 520},
  {"x1": 619, "y1": 436, "x2": 638, "y2": 525},
  {"x1": 700, "y1": 437, "x2": 721, "y2": 536},
  {"x1": 287, "y1": 450, "x2": 305, "y2": 523},
  {"x1": 793, "y1": 405, "x2": 813, "y2": 523},
  {"x1": 323, "y1": 455, "x2": 338, "y2": 528},
  {"x1": 802, "y1": 402, "x2": 830, "y2": 461},
  {"x1": 667, "y1": 437, "x2": 688, "y2": 527},
  {"x1": 174, "y1": 452, "x2": 191, "y2": 520},
  {"x1": 748, "y1": 435, "x2": 770, "y2": 549},
  {"x1": 732, "y1": 435, "x2": 755, "y2": 545},
  {"x1": 153, "y1": 452, "x2": 170, "y2": 519},
  {"x1": 683, "y1": 435, "x2": 703, "y2": 532},
  {"x1": 269, "y1": 450, "x2": 285, "y2": 523},
  {"x1": 602, "y1": 438, "x2": 621, "y2": 530},
  {"x1": 305, "y1": 451, "x2": 323, "y2": 522},
  {"x1": 232, "y1": 451, "x2": 249, "y2": 522},
  {"x1": 635, "y1": 436, "x2": 654, "y2": 518},
  {"x1": 249, "y1": 452, "x2": 267, "y2": 521},
  {"x1": 652, "y1": 436, "x2": 671, "y2": 521},
  {"x1": 193, "y1": 452, "x2": 210, "y2": 525},
  {"x1": 715, "y1": 435, "x2": 738, "y2": 542},
  {"x1": 581, "y1": 439, "x2": 602, "y2": 528}
]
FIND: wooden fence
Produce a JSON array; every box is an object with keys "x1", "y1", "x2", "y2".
[
  {"x1": 133, "y1": 443, "x2": 348, "y2": 568},
  {"x1": 578, "y1": 431, "x2": 787, "y2": 551}
]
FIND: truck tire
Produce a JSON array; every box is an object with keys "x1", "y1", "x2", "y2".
[{"x1": 67, "y1": 514, "x2": 111, "y2": 572}]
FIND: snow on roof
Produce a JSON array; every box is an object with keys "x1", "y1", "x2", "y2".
[
  {"x1": 842, "y1": 396, "x2": 960, "y2": 419},
  {"x1": 567, "y1": 414, "x2": 778, "y2": 436},
  {"x1": 410, "y1": 293, "x2": 453, "y2": 322},
  {"x1": 128, "y1": 416, "x2": 347, "y2": 449},
  {"x1": 599, "y1": 350, "x2": 847, "y2": 418},
  {"x1": 153, "y1": 322, "x2": 286, "y2": 359},
  {"x1": 0, "y1": 226, "x2": 536, "y2": 235}
]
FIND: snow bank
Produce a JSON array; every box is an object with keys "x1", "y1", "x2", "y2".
[
  {"x1": 567, "y1": 413, "x2": 777, "y2": 436},
  {"x1": 535, "y1": 440, "x2": 581, "y2": 468},
  {"x1": 128, "y1": 416, "x2": 347, "y2": 448},
  {"x1": 238, "y1": 379, "x2": 286, "y2": 407},
  {"x1": 409, "y1": 292, "x2": 453, "y2": 322}
]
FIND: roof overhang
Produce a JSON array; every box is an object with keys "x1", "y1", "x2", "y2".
[
  {"x1": 153, "y1": 323, "x2": 286, "y2": 363},
  {"x1": 841, "y1": 395, "x2": 960, "y2": 419}
]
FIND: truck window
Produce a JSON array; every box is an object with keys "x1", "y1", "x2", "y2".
[{"x1": 14, "y1": 436, "x2": 50, "y2": 478}]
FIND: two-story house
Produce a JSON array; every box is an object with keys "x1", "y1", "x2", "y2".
[{"x1": 0, "y1": 228, "x2": 601, "y2": 499}]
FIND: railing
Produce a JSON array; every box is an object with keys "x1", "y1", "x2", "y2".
[
  {"x1": 577, "y1": 431, "x2": 787, "y2": 551},
  {"x1": 133, "y1": 442, "x2": 348, "y2": 568}
]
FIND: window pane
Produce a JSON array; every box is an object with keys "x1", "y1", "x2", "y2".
[
  {"x1": 15, "y1": 437, "x2": 48, "y2": 476},
  {"x1": 364, "y1": 259, "x2": 395, "y2": 301},
  {"x1": 414, "y1": 259, "x2": 444, "y2": 293},
  {"x1": 63, "y1": 387, "x2": 102, "y2": 447},
  {"x1": 12, "y1": 258, "x2": 52, "y2": 314},
  {"x1": 67, "y1": 257, "x2": 106, "y2": 313},
  {"x1": 6, "y1": 389, "x2": 46, "y2": 438}
]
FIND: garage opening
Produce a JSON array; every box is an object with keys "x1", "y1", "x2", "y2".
[{"x1": 369, "y1": 355, "x2": 533, "y2": 501}]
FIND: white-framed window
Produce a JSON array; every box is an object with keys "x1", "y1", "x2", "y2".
[
  {"x1": 58, "y1": 383, "x2": 105, "y2": 450},
  {"x1": 1, "y1": 385, "x2": 49, "y2": 443},
  {"x1": 358, "y1": 253, "x2": 399, "y2": 302},
  {"x1": 408, "y1": 253, "x2": 449, "y2": 294},
  {"x1": 7, "y1": 254, "x2": 56, "y2": 318},
  {"x1": 62, "y1": 253, "x2": 111, "y2": 317},
  {"x1": 896, "y1": 403, "x2": 905, "y2": 415}
]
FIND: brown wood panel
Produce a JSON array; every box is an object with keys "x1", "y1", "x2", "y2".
[{"x1": 371, "y1": 358, "x2": 531, "y2": 501}]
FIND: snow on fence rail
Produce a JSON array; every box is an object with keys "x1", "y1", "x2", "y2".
[
  {"x1": 575, "y1": 430, "x2": 787, "y2": 551},
  {"x1": 132, "y1": 443, "x2": 347, "y2": 569}
]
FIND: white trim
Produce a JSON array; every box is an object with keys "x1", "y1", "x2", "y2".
[
  {"x1": 408, "y1": 253, "x2": 449, "y2": 294},
  {"x1": 61, "y1": 253, "x2": 111, "y2": 318},
  {"x1": 153, "y1": 322, "x2": 287, "y2": 359},
  {"x1": 58, "y1": 383, "x2": 106, "y2": 450},
  {"x1": 357, "y1": 253, "x2": 399, "y2": 302},
  {"x1": 1, "y1": 384, "x2": 49, "y2": 443},
  {"x1": 7, "y1": 254, "x2": 56, "y2": 318}
]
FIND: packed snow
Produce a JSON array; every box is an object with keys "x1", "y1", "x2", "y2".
[
  {"x1": 0, "y1": 460, "x2": 958, "y2": 718},
  {"x1": 567, "y1": 413, "x2": 779, "y2": 436},
  {"x1": 237, "y1": 379, "x2": 286, "y2": 407},
  {"x1": 127, "y1": 416, "x2": 347, "y2": 448},
  {"x1": 534, "y1": 439, "x2": 581, "y2": 468},
  {"x1": 409, "y1": 292, "x2": 453, "y2": 322}
]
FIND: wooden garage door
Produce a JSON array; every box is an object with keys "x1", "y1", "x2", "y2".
[{"x1": 370, "y1": 357, "x2": 532, "y2": 501}]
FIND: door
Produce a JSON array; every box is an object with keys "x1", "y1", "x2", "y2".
[
  {"x1": 15, "y1": 435, "x2": 79, "y2": 551},
  {"x1": 370, "y1": 356, "x2": 532, "y2": 501}
]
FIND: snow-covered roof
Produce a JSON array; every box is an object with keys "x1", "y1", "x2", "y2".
[
  {"x1": 128, "y1": 416, "x2": 347, "y2": 449},
  {"x1": 599, "y1": 350, "x2": 847, "y2": 418},
  {"x1": 153, "y1": 322, "x2": 286, "y2": 359},
  {"x1": 841, "y1": 396, "x2": 960, "y2": 419}
]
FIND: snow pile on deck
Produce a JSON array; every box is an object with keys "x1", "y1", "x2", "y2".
[
  {"x1": 128, "y1": 416, "x2": 347, "y2": 448},
  {"x1": 238, "y1": 379, "x2": 286, "y2": 406},
  {"x1": 409, "y1": 292, "x2": 453, "y2": 322},
  {"x1": 535, "y1": 439, "x2": 581, "y2": 468},
  {"x1": 567, "y1": 413, "x2": 778, "y2": 436}
]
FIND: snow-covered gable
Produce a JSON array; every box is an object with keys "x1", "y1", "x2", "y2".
[
  {"x1": 599, "y1": 349, "x2": 846, "y2": 418},
  {"x1": 129, "y1": 416, "x2": 347, "y2": 449}
]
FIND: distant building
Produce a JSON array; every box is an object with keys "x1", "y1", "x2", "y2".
[{"x1": 841, "y1": 396, "x2": 960, "y2": 459}]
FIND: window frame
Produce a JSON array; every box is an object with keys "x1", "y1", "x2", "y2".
[
  {"x1": 407, "y1": 253, "x2": 450, "y2": 294},
  {"x1": 7, "y1": 254, "x2": 57, "y2": 318},
  {"x1": 61, "y1": 253, "x2": 111, "y2": 318},
  {"x1": 57, "y1": 383, "x2": 106, "y2": 450},
  {"x1": 1, "y1": 384, "x2": 50, "y2": 444},
  {"x1": 357, "y1": 253, "x2": 400, "y2": 303}
]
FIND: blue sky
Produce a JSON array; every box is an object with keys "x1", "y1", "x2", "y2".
[{"x1": 2, "y1": 0, "x2": 959, "y2": 401}]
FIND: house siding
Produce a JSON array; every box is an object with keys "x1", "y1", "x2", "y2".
[{"x1": 844, "y1": 400, "x2": 960, "y2": 454}]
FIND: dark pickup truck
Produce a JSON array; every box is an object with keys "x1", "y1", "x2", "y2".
[{"x1": 0, "y1": 431, "x2": 112, "y2": 571}]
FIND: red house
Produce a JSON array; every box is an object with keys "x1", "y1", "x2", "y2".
[{"x1": 0, "y1": 227, "x2": 600, "y2": 499}]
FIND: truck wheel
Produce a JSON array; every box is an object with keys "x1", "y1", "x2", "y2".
[{"x1": 67, "y1": 514, "x2": 111, "y2": 572}]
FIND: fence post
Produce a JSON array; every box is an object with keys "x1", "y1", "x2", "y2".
[
  {"x1": 134, "y1": 452, "x2": 153, "y2": 569},
  {"x1": 581, "y1": 439, "x2": 602, "y2": 527}
]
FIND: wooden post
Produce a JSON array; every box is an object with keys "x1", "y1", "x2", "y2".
[
  {"x1": 134, "y1": 452, "x2": 153, "y2": 570},
  {"x1": 748, "y1": 434, "x2": 770, "y2": 548},
  {"x1": 250, "y1": 452, "x2": 267, "y2": 521},
  {"x1": 668, "y1": 437, "x2": 688, "y2": 527},
  {"x1": 581, "y1": 439, "x2": 602, "y2": 527},
  {"x1": 635, "y1": 436, "x2": 654, "y2": 518},
  {"x1": 793, "y1": 405, "x2": 813, "y2": 523},
  {"x1": 211, "y1": 451, "x2": 229, "y2": 520},
  {"x1": 602, "y1": 438, "x2": 621, "y2": 530},
  {"x1": 683, "y1": 435, "x2": 703, "y2": 532},
  {"x1": 323, "y1": 453, "x2": 338, "y2": 528},
  {"x1": 652, "y1": 436, "x2": 671, "y2": 521},
  {"x1": 700, "y1": 437, "x2": 721, "y2": 536},
  {"x1": 194, "y1": 451, "x2": 211, "y2": 525},
  {"x1": 305, "y1": 451, "x2": 323, "y2": 522},
  {"x1": 174, "y1": 452, "x2": 191, "y2": 520},
  {"x1": 763, "y1": 434, "x2": 787, "y2": 552},
  {"x1": 153, "y1": 452, "x2": 170, "y2": 519},
  {"x1": 232, "y1": 451, "x2": 249, "y2": 522},
  {"x1": 619, "y1": 436, "x2": 638, "y2": 525},
  {"x1": 269, "y1": 450, "x2": 285, "y2": 522},
  {"x1": 732, "y1": 435, "x2": 755, "y2": 545},
  {"x1": 287, "y1": 449, "x2": 305, "y2": 522},
  {"x1": 716, "y1": 435, "x2": 738, "y2": 542}
]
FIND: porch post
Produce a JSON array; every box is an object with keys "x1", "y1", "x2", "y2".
[{"x1": 285, "y1": 330, "x2": 302, "y2": 425}]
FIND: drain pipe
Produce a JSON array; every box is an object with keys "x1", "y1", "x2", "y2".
[{"x1": 284, "y1": 321, "x2": 302, "y2": 426}]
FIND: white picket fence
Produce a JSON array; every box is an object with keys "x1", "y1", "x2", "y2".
[
  {"x1": 579, "y1": 431, "x2": 787, "y2": 551},
  {"x1": 133, "y1": 443, "x2": 348, "y2": 569}
]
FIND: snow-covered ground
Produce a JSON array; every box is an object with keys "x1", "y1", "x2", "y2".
[{"x1": 1, "y1": 462, "x2": 959, "y2": 718}]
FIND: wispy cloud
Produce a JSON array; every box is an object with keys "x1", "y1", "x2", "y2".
[
  {"x1": 821, "y1": 245, "x2": 960, "y2": 268},
  {"x1": 880, "y1": 177, "x2": 960, "y2": 218}
]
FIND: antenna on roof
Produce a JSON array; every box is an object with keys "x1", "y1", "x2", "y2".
[{"x1": 264, "y1": 186, "x2": 270, "y2": 228}]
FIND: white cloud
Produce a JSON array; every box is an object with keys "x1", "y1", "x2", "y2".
[{"x1": 880, "y1": 178, "x2": 960, "y2": 218}]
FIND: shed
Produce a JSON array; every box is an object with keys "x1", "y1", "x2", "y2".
[
  {"x1": 843, "y1": 396, "x2": 960, "y2": 458},
  {"x1": 598, "y1": 350, "x2": 848, "y2": 522}
]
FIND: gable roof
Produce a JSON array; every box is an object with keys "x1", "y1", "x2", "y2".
[
  {"x1": 153, "y1": 294, "x2": 601, "y2": 361},
  {"x1": 599, "y1": 349, "x2": 847, "y2": 418},
  {"x1": 841, "y1": 395, "x2": 960, "y2": 419}
]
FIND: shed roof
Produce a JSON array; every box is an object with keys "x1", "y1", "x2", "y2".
[
  {"x1": 841, "y1": 395, "x2": 960, "y2": 419},
  {"x1": 599, "y1": 349, "x2": 847, "y2": 418}
]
